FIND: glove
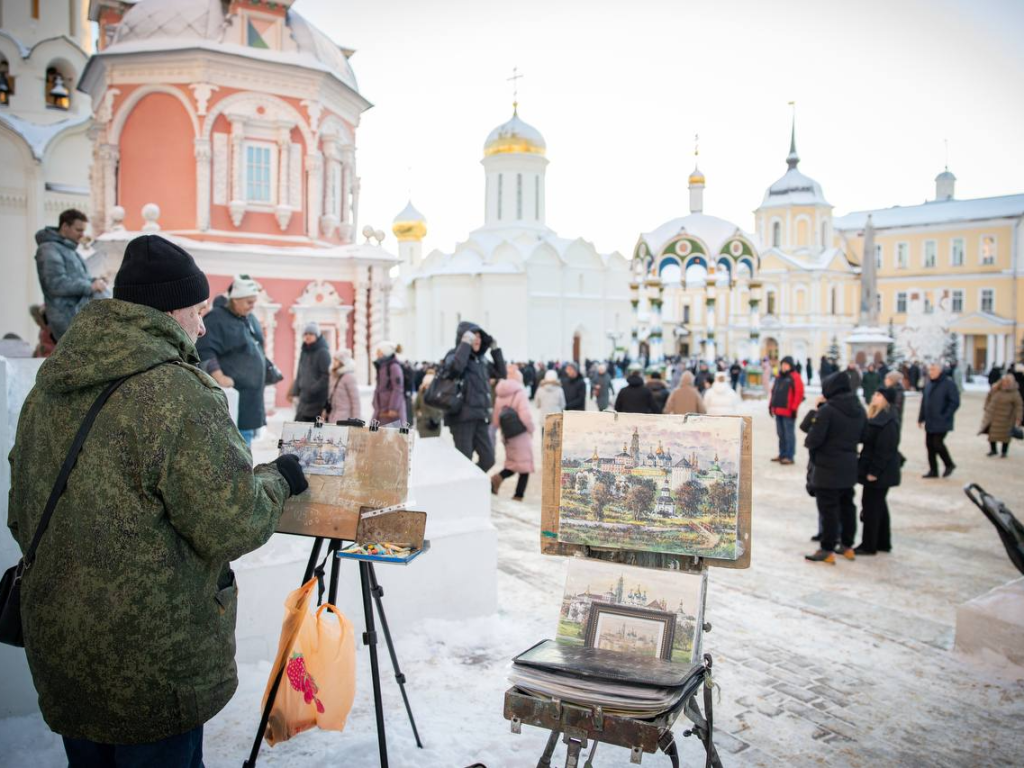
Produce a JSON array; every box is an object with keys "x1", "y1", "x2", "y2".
[
  {"x1": 273, "y1": 454, "x2": 309, "y2": 496},
  {"x1": 461, "y1": 330, "x2": 476, "y2": 345}
]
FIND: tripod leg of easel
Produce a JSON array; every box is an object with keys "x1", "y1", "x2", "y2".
[
  {"x1": 242, "y1": 537, "x2": 326, "y2": 767},
  {"x1": 537, "y1": 729, "x2": 560, "y2": 768},
  {"x1": 366, "y1": 563, "x2": 423, "y2": 748},
  {"x1": 360, "y1": 560, "x2": 389, "y2": 768}
]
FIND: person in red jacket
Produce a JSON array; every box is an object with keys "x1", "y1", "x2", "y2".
[{"x1": 769, "y1": 355, "x2": 805, "y2": 464}]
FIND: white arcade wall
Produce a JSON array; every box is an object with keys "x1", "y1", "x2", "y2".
[{"x1": 0, "y1": 360, "x2": 496, "y2": 719}]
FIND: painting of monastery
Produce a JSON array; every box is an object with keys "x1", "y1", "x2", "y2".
[
  {"x1": 276, "y1": 424, "x2": 412, "y2": 538},
  {"x1": 557, "y1": 412, "x2": 743, "y2": 559},
  {"x1": 280, "y1": 423, "x2": 348, "y2": 476},
  {"x1": 556, "y1": 558, "x2": 706, "y2": 664}
]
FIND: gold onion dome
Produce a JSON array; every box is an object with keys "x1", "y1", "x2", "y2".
[
  {"x1": 392, "y1": 200, "x2": 427, "y2": 242},
  {"x1": 689, "y1": 164, "x2": 705, "y2": 185},
  {"x1": 483, "y1": 108, "x2": 546, "y2": 157}
]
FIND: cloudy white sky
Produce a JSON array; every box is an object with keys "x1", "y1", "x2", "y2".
[{"x1": 298, "y1": 0, "x2": 1024, "y2": 256}]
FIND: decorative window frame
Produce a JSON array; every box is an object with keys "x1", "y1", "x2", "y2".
[
  {"x1": 951, "y1": 289, "x2": 964, "y2": 314},
  {"x1": 979, "y1": 234, "x2": 997, "y2": 266},
  {"x1": 243, "y1": 139, "x2": 278, "y2": 207},
  {"x1": 770, "y1": 218, "x2": 782, "y2": 248},
  {"x1": 923, "y1": 239, "x2": 937, "y2": 268},
  {"x1": 895, "y1": 241, "x2": 909, "y2": 269},
  {"x1": 950, "y1": 237, "x2": 965, "y2": 267},
  {"x1": 979, "y1": 287, "x2": 995, "y2": 314}
]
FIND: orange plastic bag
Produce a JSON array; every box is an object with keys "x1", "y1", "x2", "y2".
[{"x1": 261, "y1": 578, "x2": 357, "y2": 746}]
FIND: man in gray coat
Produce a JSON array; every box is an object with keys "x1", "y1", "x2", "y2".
[{"x1": 35, "y1": 209, "x2": 107, "y2": 340}]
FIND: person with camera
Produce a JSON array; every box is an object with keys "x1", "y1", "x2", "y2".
[
  {"x1": 7, "y1": 234, "x2": 308, "y2": 766},
  {"x1": 442, "y1": 321, "x2": 507, "y2": 470}
]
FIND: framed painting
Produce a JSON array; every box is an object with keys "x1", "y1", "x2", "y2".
[
  {"x1": 583, "y1": 602, "x2": 676, "y2": 662},
  {"x1": 557, "y1": 557, "x2": 707, "y2": 665},
  {"x1": 541, "y1": 412, "x2": 753, "y2": 569}
]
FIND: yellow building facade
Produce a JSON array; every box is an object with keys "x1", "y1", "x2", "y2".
[
  {"x1": 833, "y1": 183, "x2": 1024, "y2": 372},
  {"x1": 754, "y1": 126, "x2": 1024, "y2": 373}
]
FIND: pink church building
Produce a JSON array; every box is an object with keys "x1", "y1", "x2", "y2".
[{"x1": 80, "y1": 0, "x2": 397, "y2": 402}]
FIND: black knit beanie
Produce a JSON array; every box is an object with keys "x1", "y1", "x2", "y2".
[{"x1": 114, "y1": 235, "x2": 210, "y2": 311}]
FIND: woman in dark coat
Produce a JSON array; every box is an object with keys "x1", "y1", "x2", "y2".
[
  {"x1": 856, "y1": 388, "x2": 902, "y2": 554},
  {"x1": 289, "y1": 322, "x2": 332, "y2": 422},
  {"x1": 646, "y1": 371, "x2": 670, "y2": 413},
  {"x1": 804, "y1": 371, "x2": 867, "y2": 563}
]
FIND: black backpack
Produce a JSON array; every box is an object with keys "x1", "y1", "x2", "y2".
[
  {"x1": 424, "y1": 364, "x2": 463, "y2": 414},
  {"x1": 499, "y1": 406, "x2": 527, "y2": 439}
]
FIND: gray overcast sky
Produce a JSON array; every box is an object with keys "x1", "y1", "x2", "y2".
[{"x1": 297, "y1": 0, "x2": 1024, "y2": 256}]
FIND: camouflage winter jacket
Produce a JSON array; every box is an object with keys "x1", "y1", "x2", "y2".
[{"x1": 7, "y1": 299, "x2": 291, "y2": 744}]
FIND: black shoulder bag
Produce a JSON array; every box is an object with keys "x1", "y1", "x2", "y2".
[
  {"x1": 0, "y1": 373, "x2": 138, "y2": 647},
  {"x1": 424, "y1": 361, "x2": 464, "y2": 415}
]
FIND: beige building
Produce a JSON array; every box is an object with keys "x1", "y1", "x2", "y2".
[{"x1": 833, "y1": 174, "x2": 1024, "y2": 373}]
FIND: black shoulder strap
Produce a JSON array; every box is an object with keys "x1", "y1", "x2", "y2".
[{"x1": 24, "y1": 367, "x2": 157, "y2": 568}]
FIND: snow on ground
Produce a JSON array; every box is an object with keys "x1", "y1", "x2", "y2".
[{"x1": 2, "y1": 388, "x2": 1023, "y2": 767}]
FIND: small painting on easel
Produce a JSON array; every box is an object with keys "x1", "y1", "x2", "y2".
[
  {"x1": 276, "y1": 423, "x2": 413, "y2": 539},
  {"x1": 280, "y1": 423, "x2": 348, "y2": 477}
]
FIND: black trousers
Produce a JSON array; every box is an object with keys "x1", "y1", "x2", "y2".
[
  {"x1": 816, "y1": 487, "x2": 856, "y2": 552},
  {"x1": 989, "y1": 441, "x2": 1010, "y2": 456},
  {"x1": 925, "y1": 431, "x2": 954, "y2": 474},
  {"x1": 450, "y1": 419, "x2": 496, "y2": 472},
  {"x1": 499, "y1": 468, "x2": 530, "y2": 497},
  {"x1": 860, "y1": 485, "x2": 891, "y2": 552}
]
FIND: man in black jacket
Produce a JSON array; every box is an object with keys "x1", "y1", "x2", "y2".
[
  {"x1": 614, "y1": 369, "x2": 660, "y2": 413},
  {"x1": 442, "y1": 320, "x2": 506, "y2": 470},
  {"x1": 804, "y1": 371, "x2": 867, "y2": 564},
  {"x1": 562, "y1": 363, "x2": 587, "y2": 411},
  {"x1": 918, "y1": 362, "x2": 960, "y2": 478}
]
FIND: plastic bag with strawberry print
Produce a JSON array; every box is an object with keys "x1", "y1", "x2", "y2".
[{"x1": 261, "y1": 578, "x2": 357, "y2": 746}]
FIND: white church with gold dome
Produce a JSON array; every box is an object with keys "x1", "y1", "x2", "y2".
[{"x1": 388, "y1": 107, "x2": 632, "y2": 363}]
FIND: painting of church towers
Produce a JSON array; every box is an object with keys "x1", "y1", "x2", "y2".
[
  {"x1": 556, "y1": 558, "x2": 706, "y2": 664},
  {"x1": 557, "y1": 413, "x2": 743, "y2": 559}
]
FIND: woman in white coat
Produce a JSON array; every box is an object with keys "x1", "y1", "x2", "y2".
[{"x1": 703, "y1": 371, "x2": 741, "y2": 415}]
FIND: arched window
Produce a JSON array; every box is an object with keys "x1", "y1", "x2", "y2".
[
  {"x1": 772, "y1": 221, "x2": 781, "y2": 248},
  {"x1": 496, "y1": 174, "x2": 503, "y2": 220},
  {"x1": 821, "y1": 221, "x2": 828, "y2": 247},
  {"x1": 830, "y1": 286, "x2": 837, "y2": 314},
  {"x1": 766, "y1": 290, "x2": 777, "y2": 316},
  {"x1": 45, "y1": 66, "x2": 71, "y2": 110},
  {"x1": 516, "y1": 173, "x2": 523, "y2": 219},
  {"x1": 534, "y1": 175, "x2": 540, "y2": 220}
]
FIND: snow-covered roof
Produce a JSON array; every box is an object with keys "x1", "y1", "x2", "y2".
[
  {"x1": 759, "y1": 246, "x2": 854, "y2": 273},
  {"x1": 0, "y1": 110, "x2": 91, "y2": 161},
  {"x1": 639, "y1": 213, "x2": 759, "y2": 258},
  {"x1": 760, "y1": 167, "x2": 830, "y2": 208},
  {"x1": 833, "y1": 194, "x2": 1024, "y2": 232},
  {"x1": 103, "y1": 1, "x2": 359, "y2": 93}
]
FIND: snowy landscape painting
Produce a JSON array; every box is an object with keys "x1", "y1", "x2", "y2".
[
  {"x1": 556, "y1": 413, "x2": 743, "y2": 559},
  {"x1": 557, "y1": 558, "x2": 705, "y2": 664},
  {"x1": 280, "y1": 423, "x2": 348, "y2": 476}
]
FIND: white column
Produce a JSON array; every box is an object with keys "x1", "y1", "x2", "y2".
[
  {"x1": 985, "y1": 334, "x2": 995, "y2": 371},
  {"x1": 339, "y1": 147, "x2": 355, "y2": 242},
  {"x1": 370, "y1": 264, "x2": 387, "y2": 359},
  {"x1": 305, "y1": 151, "x2": 323, "y2": 239},
  {"x1": 194, "y1": 138, "x2": 211, "y2": 231},
  {"x1": 99, "y1": 143, "x2": 119, "y2": 232},
  {"x1": 354, "y1": 264, "x2": 370, "y2": 385},
  {"x1": 275, "y1": 132, "x2": 293, "y2": 231},
  {"x1": 228, "y1": 119, "x2": 246, "y2": 227}
]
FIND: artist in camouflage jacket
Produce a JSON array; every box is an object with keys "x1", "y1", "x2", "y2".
[{"x1": 7, "y1": 298, "x2": 293, "y2": 744}]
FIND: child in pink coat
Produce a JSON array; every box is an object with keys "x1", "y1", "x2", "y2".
[{"x1": 491, "y1": 366, "x2": 535, "y2": 500}]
